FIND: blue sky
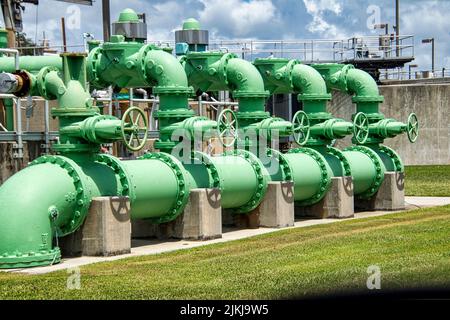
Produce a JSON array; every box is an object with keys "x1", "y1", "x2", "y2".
[{"x1": 6, "y1": 0, "x2": 450, "y2": 71}]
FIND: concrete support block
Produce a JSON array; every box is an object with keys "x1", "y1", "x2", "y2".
[
  {"x1": 355, "y1": 172, "x2": 405, "y2": 211},
  {"x1": 295, "y1": 177, "x2": 354, "y2": 219},
  {"x1": 60, "y1": 197, "x2": 131, "y2": 257},
  {"x1": 227, "y1": 181, "x2": 295, "y2": 229},
  {"x1": 131, "y1": 189, "x2": 222, "y2": 241}
]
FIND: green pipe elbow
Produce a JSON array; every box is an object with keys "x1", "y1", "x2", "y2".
[
  {"x1": 226, "y1": 58, "x2": 269, "y2": 114},
  {"x1": 291, "y1": 64, "x2": 331, "y2": 114},
  {"x1": 254, "y1": 59, "x2": 330, "y2": 114},
  {"x1": 0, "y1": 155, "x2": 122, "y2": 269}
]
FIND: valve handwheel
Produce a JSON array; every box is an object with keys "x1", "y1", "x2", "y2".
[
  {"x1": 121, "y1": 107, "x2": 149, "y2": 151},
  {"x1": 407, "y1": 113, "x2": 419, "y2": 143},
  {"x1": 353, "y1": 112, "x2": 370, "y2": 144},
  {"x1": 292, "y1": 111, "x2": 310, "y2": 146},
  {"x1": 217, "y1": 109, "x2": 238, "y2": 147}
]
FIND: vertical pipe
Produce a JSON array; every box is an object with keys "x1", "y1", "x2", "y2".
[
  {"x1": 15, "y1": 97, "x2": 23, "y2": 158},
  {"x1": 102, "y1": 0, "x2": 111, "y2": 42},
  {"x1": 44, "y1": 100, "x2": 50, "y2": 154}
]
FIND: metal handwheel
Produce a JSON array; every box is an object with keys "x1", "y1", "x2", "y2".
[
  {"x1": 217, "y1": 109, "x2": 238, "y2": 147},
  {"x1": 353, "y1": 112, "x2": 370, "y2": 144},
  {"x1": 407, "y1": 113, "x2": 419, "y2": 143},
  {"x1": 121, "y1": 107, "x2": 149, "y2": 152},
  {"x1": 292, "y1": 110, "x2": 311, "y2": 146}
]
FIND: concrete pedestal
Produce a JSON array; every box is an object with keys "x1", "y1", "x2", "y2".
[
  {"x1": 295, "y1": 177, "x2": 354, "y2": 219},
  {"x1": 355, "y1": 172, "x2": 405, "y2": 211},
  {"x1": 132, "y1": 188, "x2": 222, "y2": 241},
  {"x1": 60, "y1": 197, "x2": 131, "y2": 257},
  {"x1": 226, "y1": 181, "x2": 295, "y2": 229}
]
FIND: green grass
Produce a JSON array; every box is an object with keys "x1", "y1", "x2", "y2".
[
  {"x1": 406, "y1": 165, "x2": 450, "y2": 197},
  {"x1": 1, "y1": 205, "x2": 450, "y2": 300}
]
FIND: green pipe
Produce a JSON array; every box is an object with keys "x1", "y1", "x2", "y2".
[
  {"x1": 3, "y1": 98, "x2": 14, "y2": 131},
  {"x1": 0, "y1": 56, "x2": 62, "y2": 73},
  {"x1": 183, "y1": 151, "x2": 268, "y2": 213}
]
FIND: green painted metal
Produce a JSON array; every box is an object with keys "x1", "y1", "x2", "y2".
[
  {"x1": 0, "y1": 154, "x2": 122, "y2": 268},
  {"x1": 342, "y1": 146, "x2": 385, "y2": 198},
  {"x1": 311, "y1": 63, "x2": 415, "y2": 150},
  {"x1": 0, "y1": 55, "x2": 62, "y2": 73},
  {"x1": 3, "y1": 98, "x2": 14, "y2": 131},
  {"x1": 0, "y1": 29, "x2": 8, "y2": 50},
  {"x1": 309, "y1": 62, "x2": 416, "y2": 199},
  {"x1": 183, "y1": 18, "x2": 201, "y2": 30}
]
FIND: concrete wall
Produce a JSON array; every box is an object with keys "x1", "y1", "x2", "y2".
[{"x1": 329, "y1": 81, "x2": 450, "y2": 166}]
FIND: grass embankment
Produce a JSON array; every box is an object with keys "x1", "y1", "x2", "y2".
[
  {"x1": 1, "y1": 205, "x2": 450, "y2": 300},
  {"x1": 405, "y1": 165, "x2": 450, "y2": 197}
]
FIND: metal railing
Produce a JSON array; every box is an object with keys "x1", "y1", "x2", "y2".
[
  {"x1": 153, "y1": 35, "x2": 415, "y2": 63},
  {"x1": 379, "y1": 67, "x2": 450, "y2": 81}
]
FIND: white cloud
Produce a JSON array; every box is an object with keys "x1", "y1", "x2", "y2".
[
  {"x1": 199, "y1": 0, "x2": 278, "y2": 38},
  {"x1": 302, "y1": 0, "x2": 345, "y2": 38}
]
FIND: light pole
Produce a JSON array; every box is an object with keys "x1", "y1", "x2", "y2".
[
  {"x1": 422, "y1": 38, "x2": 435, "y2": 74},
  {"x1": 408, "y1": 64, "x2": 418, "y2": 79}
]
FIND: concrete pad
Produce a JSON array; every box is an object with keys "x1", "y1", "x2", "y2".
[
  {"x1": 132, "y1": 189, "x2": 222, "y2": 241},
  {"x1": 258, "y1": 182, "x2": 295, "y2": 228},
  {"x1": 356, "y1": 172, "x2": 405, "y2": 211},
  {"x1": 60, "y1": 197, "x2": 131, "y2": 257},
  {"x1": 224, "y1": 182, "x2": 295, "y2": 229},
  {"x1": 296, "y1": 177, "x2": 354, "y2": 219},
  {"x1": 4, "y1": 196, "x2": 450, "y2": 275}
]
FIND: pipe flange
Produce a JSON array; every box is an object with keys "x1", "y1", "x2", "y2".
[
  {"x1": 88, "y1": 47, "x2": 109, "y2": 88},
  {"x1": 285, "y1": 59, "x2": 299, "y2": 90},
  {"x1": 82, "y1": 115, "x2": 118, "y2": 143},
  {"x1": 139, "y1": 44, "x2": 155, "y2": 82},
  {"x1": 340, "y1": 64, "x2": 354, "y2": 90},
  {"x1": 378, "y1": 145, "x2": 404, "y2": 172},
  {"x1": 191, "y1": 151, "x2": 221, "y2": 189},
  {"x1": 288, "y1": 147, "x2": 332, "y2": 206},
  {"x1": 219, "y1": 52, "x2": 238, "y2": 86},
  {"x1": 327, "y1": 147, "x2": 352, "y2": 177},
  {"x1": 344, "y1": 145, "x2": 385, "y2": 199},
  {"x1": 267, "y1": 148, "x2": 293, "y2": 181},
  {"x1": 95, "y1": 154, "x2": 136, "y2": 202},
  {"x1": 223, "y1": 149, "x2": 268, "y2": 214},
  {"x1": 36, "y1": 67, "x2": 60, "y2": 100},
  {"x1": 30, "y1": 155, "x2": 90, "y2": 237},
  {"x1": 139, "y1": 152, "x2": 190, "y2": 224}
]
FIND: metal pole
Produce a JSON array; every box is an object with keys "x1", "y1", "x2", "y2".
[
  {"x1": 396, "y1": 0, "x2": 400, "y2": 57},
  {"x1": 432, "y1": 39, "x2": 435, "y2": 74},
  {"x1": 102, "y1": 0, "x2": 111, "y2": 42},
  {"x1": 61, "y1": 17, "x2": 67, "y2": 53}
]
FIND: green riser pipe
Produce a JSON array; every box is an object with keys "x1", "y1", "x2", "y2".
[{"x1": 3, "y1": 98, "x2": 14, "y2": 131}]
